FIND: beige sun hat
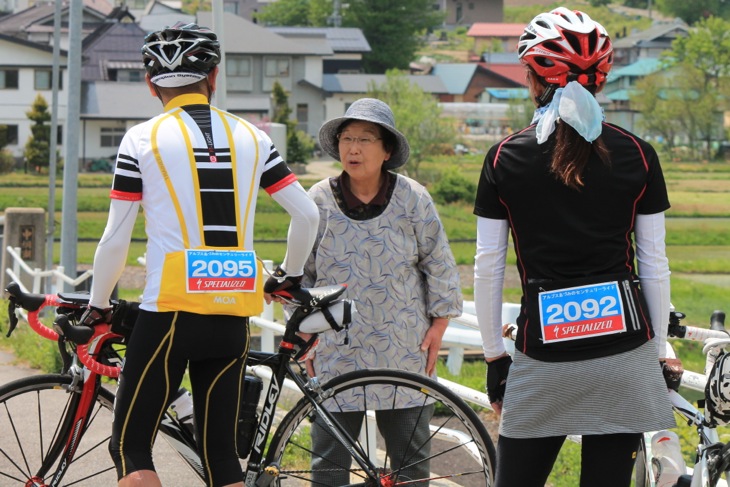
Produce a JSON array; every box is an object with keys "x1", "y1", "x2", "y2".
[{"x1": 318, "y1": 98, "x2": 410, "y2": 170}]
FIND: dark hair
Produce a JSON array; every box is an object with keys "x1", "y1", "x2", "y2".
[{"x1": 550, "y1": 122, "x2": 610, "y2": 190}]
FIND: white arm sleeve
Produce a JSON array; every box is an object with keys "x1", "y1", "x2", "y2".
[
  {"x1": 89, "y1": 199, "x2": 139, "y2": 308},
  {"x1": 270, "y1": 181, "x2": 319, "y2": 276},
  {"x1": 474, "y1": 217, "x2": 510, "y2": 359},
  {"x1": 635, "y1": 212, "x2": 671, "y2": 359}
]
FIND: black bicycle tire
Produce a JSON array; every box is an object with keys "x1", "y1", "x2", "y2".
[
  {"x1": 0, "y1": 373, "x2": 118, "y2": 486},
  {"x1": 265, "y1": 368, "x2": 496, "y2": 486},
  {"x1": 634, "y1": 435, "x2": 652, "y2": 487}
]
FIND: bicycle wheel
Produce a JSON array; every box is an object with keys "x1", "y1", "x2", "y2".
[
  {"x1": 0, "y1": 373, "x2": 205, "y2": 486},
  {"x1": 0, "y1": 374, "x2": 119, "y2": 486},
  {"x1": 266, "y1": 369, "x2": 496, "y2": 486}
]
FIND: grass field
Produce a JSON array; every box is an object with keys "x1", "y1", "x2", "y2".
[{"x1": 1, "y1": 157, "x2": 729, "y2": 486}]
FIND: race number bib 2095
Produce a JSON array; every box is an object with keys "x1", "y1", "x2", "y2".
[
  {"x1": 185, "y1": 250, "x2": 257, "y2": 293},
  {"x1": 538, "y1": 281, "x2": 627, "y2": 343}
]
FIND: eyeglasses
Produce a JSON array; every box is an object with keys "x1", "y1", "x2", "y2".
[{"x1": 337, "y1": 134, "x2": 382, "y2": 147}]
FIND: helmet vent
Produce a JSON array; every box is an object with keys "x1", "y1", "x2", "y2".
[
  {"x1": 542, "y1": 41, "x2": 563, "y2": 54},
  {"x1": 563, "y1": 32, "x2": 583, "y2": 56}
]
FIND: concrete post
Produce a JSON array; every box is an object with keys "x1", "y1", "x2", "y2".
[{"x1": 1, "y1": 208, "x2": 46, "y2": 290}]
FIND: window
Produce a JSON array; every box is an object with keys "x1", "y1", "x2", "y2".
[
  {"x1": 100, "y1": 127, "x2": 125, "y2": 148},
  {"x1": 0, "y1": 124, "x2": 18, "y2": 145},
  {"x1": 116, "y1": 70, "x2": 143, "y2": 82},
  {"x1": 226, "y1": 55, "x2": 253, "y2": 92},
  {"x1": 265, "y1": 58, "x2": 289, "y2": 78},
  {"x1": 224, "y1": 1, "x2": 238, "y2": 14},
  {"x1": 296, "y1": 103, "x2": 308, "y2": 133},
  {"x1": 0, "y1": 69, "x2": 19, "y2": 89},
  {"x1": 34, "y1": 69, "x2": 62, "y2": 90},
  {"x1": 263, "y1": 57, "x2": 291, "y2": 91}
]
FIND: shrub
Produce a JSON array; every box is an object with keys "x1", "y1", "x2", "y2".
[
  {"x1": 0, "y1": 150, "x2": 16, "y2": 174},
  {"x1": 430, "y1": 166, "x2": 477, "y2": 204}
]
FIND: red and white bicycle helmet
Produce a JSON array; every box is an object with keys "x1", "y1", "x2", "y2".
[
  {"x1": 705, "y1": 350, "x2": 730, "y2": 426},
  {"x1": 518, "y1": 7, "x2": 613, "y2": 90},
  {"x1": 142, "y1": 22, "x2": 221, "y2": 79}
]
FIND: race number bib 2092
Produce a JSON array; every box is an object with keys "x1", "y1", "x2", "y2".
[
  {"x1": 538, "y1": 281, "x2": 627, "y2": 343},
  {"x1": 184, "y1": 250, "x2": 257, "y2": 293}
]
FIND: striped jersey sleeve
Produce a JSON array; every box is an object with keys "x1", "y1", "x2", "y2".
[
  {"x1": 110, "y1": 130, "x2": 142, "y2": 201},
  {"x1": 259, "y1": 136, "x2": 298, "y2": 195}
]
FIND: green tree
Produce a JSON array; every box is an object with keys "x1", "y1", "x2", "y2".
[
  {"x1": 367, "y1": 70, "x2": 457, "y2": 179},
  {"x1": 655, "y1": 0, "x2": 730, "y2": 24},
  {"x1": 271, "y1": 81, "x2": 313, "y2": 165},
  {"x1": 255, "y1": 0, "x2": 331, "y2": 26},
  {"x1": 344, "y1": 0, "x2": 444, "y2": 73},
  {"x1": 257, "y1": 0, "x2": 443, "y2": 73},
  {"x1": 0, "y1": 125, "x2": 16, "y2": 174},
  {"x1": 24, "y1": 94, "x2": 52, "y2": 173},
  {"x1": 667, "y1": 17, "x2": 730, "y2": 89}
]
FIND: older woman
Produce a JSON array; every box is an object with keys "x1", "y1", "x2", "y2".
[{"x1": 302, "y1": 98, "x2": 462, "y2": 485}]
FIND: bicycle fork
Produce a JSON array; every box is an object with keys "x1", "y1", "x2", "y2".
[{"x1": 37, "y1": 366, "x2": 103, "y2": 487}]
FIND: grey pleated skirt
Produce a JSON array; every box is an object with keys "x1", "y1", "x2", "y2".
[{"x1": 499, "y1": 341, "x2": 677, "y2": 438}]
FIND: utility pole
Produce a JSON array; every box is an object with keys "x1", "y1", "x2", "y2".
[
  {"x1": 212, "y1": 0, "x2": 227, "y2": 110},
  {"x1": 46, "y1": 0, "x2": 61, "y2": 293},
  {"x1": 328, "y1": 0, "x2": 342, "y2": 27},
  {"x1": 60, "y1": 0, "x2": 82, "y2": 292}
]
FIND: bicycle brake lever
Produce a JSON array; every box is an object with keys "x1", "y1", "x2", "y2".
[{"x1": 6, "y1": 298, "x2": 18, "y2": 337}]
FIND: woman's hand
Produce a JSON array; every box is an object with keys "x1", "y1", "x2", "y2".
[{"x1": 422, "y1": 318, "x2": 449, "y2": 376}]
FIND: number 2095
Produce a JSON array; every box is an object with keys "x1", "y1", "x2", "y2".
[{"x1": 190, "y1": 259, "x2": 254, "y2": 278}]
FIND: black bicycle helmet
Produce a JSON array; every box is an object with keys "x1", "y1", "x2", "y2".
[{"x1": 142, "y1": 22, "x2": 221, "y2": 80}]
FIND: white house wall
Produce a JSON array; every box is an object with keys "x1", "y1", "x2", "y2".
[{"x1": 0, "y1": 39, "x2": 69, "y2": 159}]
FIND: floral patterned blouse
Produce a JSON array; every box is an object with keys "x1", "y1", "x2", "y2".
[{"x1": 303, "y1": 172, "x2": 463, "y2": 410}]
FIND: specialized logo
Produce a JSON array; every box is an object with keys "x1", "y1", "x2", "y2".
[
  {"x1": 538, "y1": 281, "x2": 626, "y2": 343},
  {"x1": 185, "y1": 249, "x2": 257, "y2": 293}
]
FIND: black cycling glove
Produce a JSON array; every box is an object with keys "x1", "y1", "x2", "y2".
[
  {"x1": 264, "y1": 266, "x2": 303, "y2": 295},
  {"x1": 486, "y1": 355, "x2": 513, "y2": 404},
  {"x1": 79, "y1": 305, "x2": 113, "y2": 327}
]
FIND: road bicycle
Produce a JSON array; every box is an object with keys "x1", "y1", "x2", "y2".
[
  {"x1": 0, "y1": 280, "x2": 496, "y2": 486},
  {"x1": 634, "y1": 309, "x2": 730, "y2": 487}
]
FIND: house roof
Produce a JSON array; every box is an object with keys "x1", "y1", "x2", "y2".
[
  {"x1": 322, "y1": 74, "x2": 448, "y2": 95},
  {"x1": 139, "y1": 12, "x2": 196, "y2": 33},
  {"x1": 608, "y1": 57, "x2": 664, "y2": 80},
  {"x1": 467, "y1": 23, "x2": 524, "y2": 38},
  {"x1": 0, "y1": 31, "x2": 69, "y2": 57},
  {"x1": 0, "y1": 0, "x2": 110, "y2": 37},
  {"x1": 82, "y1": 21, "x2": 147, "y2": 81},
  {"x1": 268, "y1": 27, "x2": 370, "y2": 53},
  {"x1": 196, "y1": 11, "x2": 323, "y2": 55},
  {"x1": 431, "y1": 64, "x2": 478, "y2": 95},
  {"x1": 481, "y1": 63, "x2": 527, "y2": 87},
  {"x1": 481, "y1": 52, "x2": 520, "y2": 64},
  {"x1": 612, "y1": 21, "x2": 689, "y2": 49},
  {"x1": 485, "y1": 88, "x2": 529, "y2": 100}
]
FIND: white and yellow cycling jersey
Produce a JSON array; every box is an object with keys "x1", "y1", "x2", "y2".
[{"x1": 110, "y1": 93, "x2": 297, "y2": 316}]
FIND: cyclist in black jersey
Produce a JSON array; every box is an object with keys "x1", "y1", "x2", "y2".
[
  {"x1": 80, "y1": 23, "x2": 318, "y2": 487},
  {"x1": 473, "y1": 8, "x2": 683, "y2": 487}
]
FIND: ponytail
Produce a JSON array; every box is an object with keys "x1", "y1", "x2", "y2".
[{"x1": 550, "y1": 122, "x2": 610, "y2": 190}]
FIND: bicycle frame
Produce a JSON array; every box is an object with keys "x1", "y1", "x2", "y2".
[{"x1": 3, "y1": 282, "x2": 389, "y2": 487}]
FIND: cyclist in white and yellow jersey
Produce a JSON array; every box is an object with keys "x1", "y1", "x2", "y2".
[{"x1": 80, "y1": 22, "x2": 318, "y2": 487}]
